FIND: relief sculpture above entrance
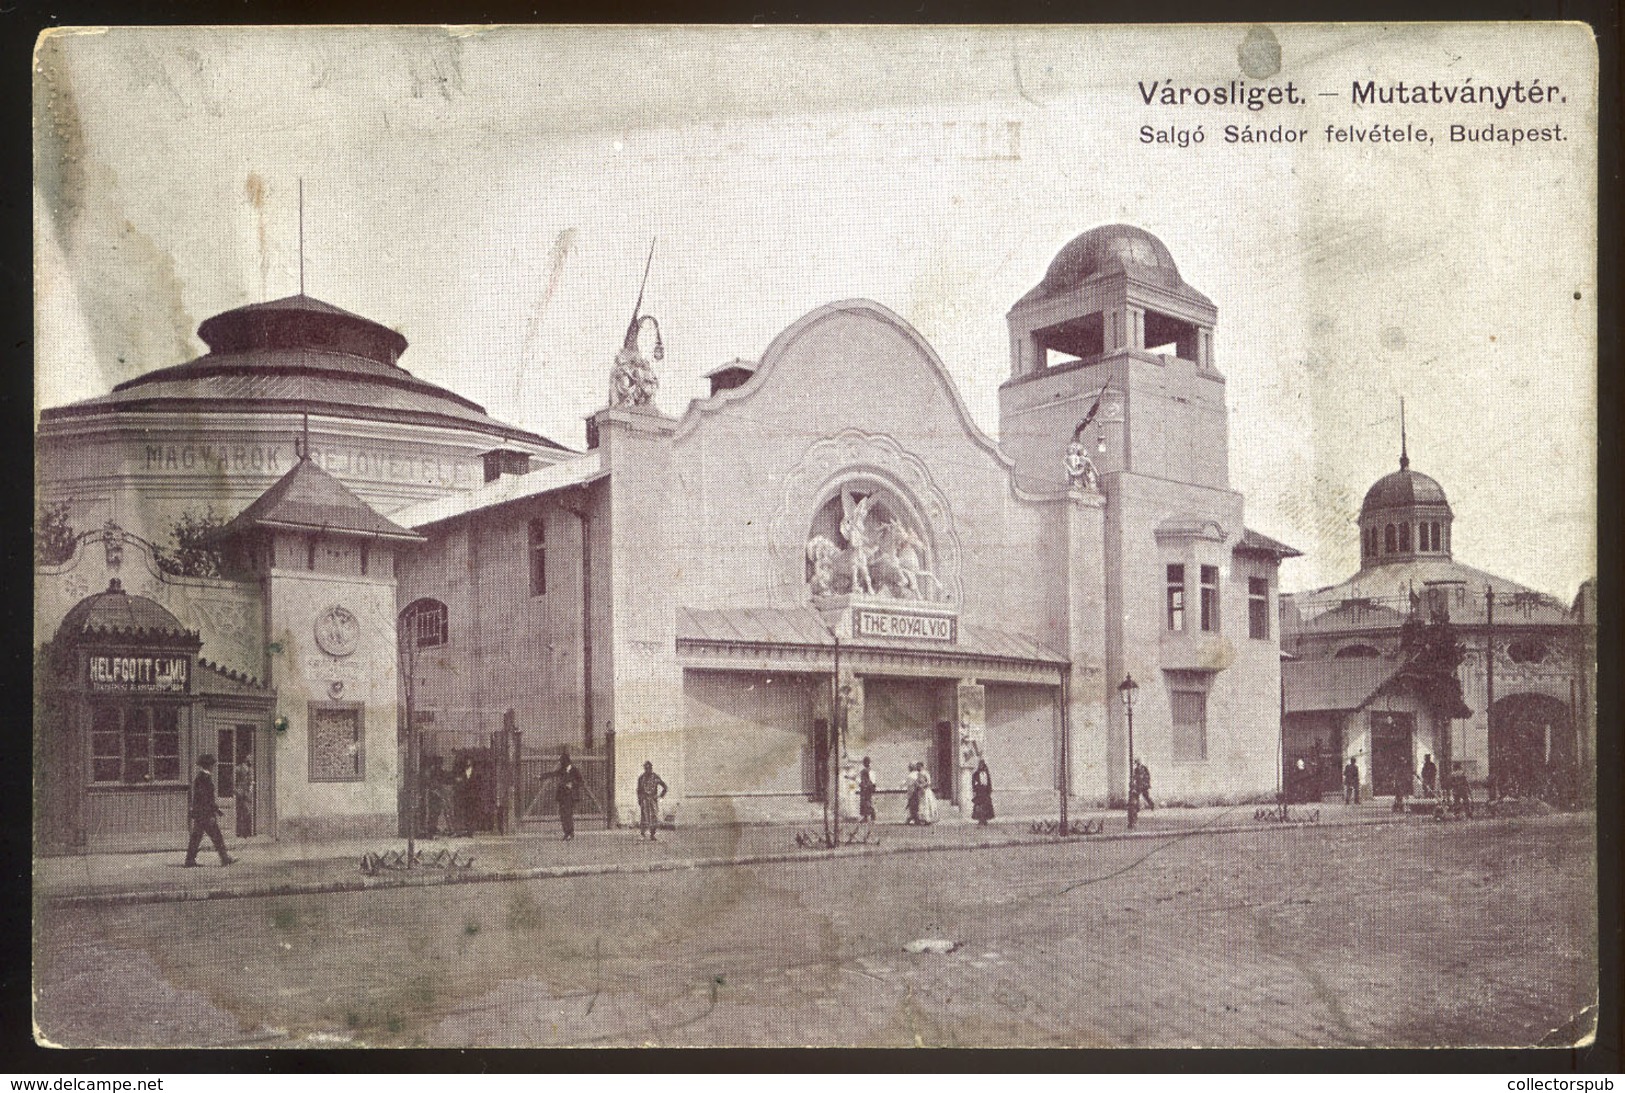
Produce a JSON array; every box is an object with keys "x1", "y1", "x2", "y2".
[{"x1": 769, "y1": 429, "x2": 963, "y2": 608}]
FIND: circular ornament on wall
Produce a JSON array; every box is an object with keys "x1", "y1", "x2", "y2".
[{"x1": 314, "y1": 604, "x2": 360, "y2": 657}]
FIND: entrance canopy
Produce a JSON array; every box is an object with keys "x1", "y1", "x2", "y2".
[
  {"x1": 677, "y1": 605, "x2": 1066, "y2": 685},
  {"x1": 1283, "y1": 658, "x2": 1400, "y2": 714}
]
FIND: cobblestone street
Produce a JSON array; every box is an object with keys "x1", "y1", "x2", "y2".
[{"x1": 34, "y1": 814, "x2": 1595, "y2": 1049}]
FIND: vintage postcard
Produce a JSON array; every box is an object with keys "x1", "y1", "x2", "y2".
[{"x1": 32, "y1": 23, "x2": 1598, "y2": 1048}]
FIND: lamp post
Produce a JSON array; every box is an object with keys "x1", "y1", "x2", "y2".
[{"x1": 1119, "y1": 673, "x2": 1140, "y2": 830}]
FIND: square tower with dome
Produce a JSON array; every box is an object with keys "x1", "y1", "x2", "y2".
[{"x1": 999, "y1": 225, "x2": 1299, "y2": 804}]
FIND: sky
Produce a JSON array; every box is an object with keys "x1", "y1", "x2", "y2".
[{"x1": 33, "y1": 24, "x2": 1597, "y2": 598}]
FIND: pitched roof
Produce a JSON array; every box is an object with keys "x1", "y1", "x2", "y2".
[
  {"x1": 197, "y1": 658, "x2": 271, "y2": 695},
  {"x1": 219, "y1": 457, "x2": 423, "y2": 542},
  {"x1": 393, "y1": 450, "x2": 606, "y2": 530},
  {"x1": 1236, "y1": 527, "x2": 1303, "y2": 559},
  {"x1": 1282, "y1": 657, "x2": 1400, "y2": 714}
]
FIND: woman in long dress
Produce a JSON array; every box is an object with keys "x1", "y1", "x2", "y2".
[
  {"x1": 971, "y1": 759, "x2": 995, "y2": 825},
  {"x1": 919, "y1": 765, "x2": 939, "y2": 825},
  {"x1": 903, "y1": 763, "x2": 924, "y2": 824}
]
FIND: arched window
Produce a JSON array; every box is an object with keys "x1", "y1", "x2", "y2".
[
  {"x1": 1430, "y1": 522, "x2": 1441, "y2": 551},
  {"x1": 1384, "y1": 524, "x2": 1396, "y2": 553},
  {"x1": 1334, "y1": 644, "x2": 1382, "y2": 659},
  {"x1": 1398, "y1": 523, "x2": 1411, "y2": 551},
  {"x1": 402, "y1": 598, "x2": 448, "y2": 648},
  {"x1": 1362, "y1": 527, "x2": 1373, "y2": 558}
]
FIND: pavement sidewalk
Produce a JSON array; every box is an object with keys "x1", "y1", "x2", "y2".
[{"x1": 36, "y1": 800, "x2": 1423, "y2": 907}]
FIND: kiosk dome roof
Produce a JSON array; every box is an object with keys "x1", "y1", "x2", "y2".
[{"x1": 56, "y1": 579, "x2": 195, "y2": 641}]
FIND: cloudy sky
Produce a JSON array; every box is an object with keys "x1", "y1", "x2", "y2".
[{"x1": 34, "y1": 24, "x2": 1596, "y2": 598}]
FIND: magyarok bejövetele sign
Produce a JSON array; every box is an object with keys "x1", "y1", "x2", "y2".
[
  {"x1": 87, "y1": 654, "x2": 190, "y2": 693},
  {"x1": 851, "y1": 608, "x2": 957, "y2": 643}
]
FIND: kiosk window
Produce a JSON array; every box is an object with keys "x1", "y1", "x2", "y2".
[{"x1": 90, "y1": 703, "x2": 182, "y2": 784}]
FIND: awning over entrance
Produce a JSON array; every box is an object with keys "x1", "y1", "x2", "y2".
[
  {"x1": 1282, "y1": 658, "x2": 1401, "y2": 714},
  {"x1": 676, "y1": 605, "x2": 1066, "y2": 684}
]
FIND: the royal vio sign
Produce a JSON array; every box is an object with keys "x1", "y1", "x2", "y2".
[
  {"x1": 87, "y1": 653, "x2": 190, "y2": 694},
  {"x1": 852, "y1": 608, "x2": 957, "y2": 644}
]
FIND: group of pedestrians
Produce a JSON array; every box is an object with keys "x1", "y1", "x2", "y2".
[
  {"x1": 854, "y1": 755, "x2": 1000, "y2": 826},
  {"x1": 551, "y1": 752, "x2": 668, "y2": 841}
]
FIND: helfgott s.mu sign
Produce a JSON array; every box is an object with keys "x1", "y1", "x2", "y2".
[
  {"x1": 851, "y1": 608, "x2": 957, "y2": 643},
  {"x1": 87, "y1": 654, "x2": 190, "y2": 693}
]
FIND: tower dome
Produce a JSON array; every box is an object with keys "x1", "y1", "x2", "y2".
[
  {"x1": 1032, "y1": 224, "x2": 1194, "y2": 298},
  {"x1": 1357, "y1": 450, "x2": 1454, "y2": 567}
]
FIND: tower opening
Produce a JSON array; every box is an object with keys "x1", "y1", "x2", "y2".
[
  {"x1": 1034, "y1": 313, "x2": 1104, "y2": 369},
  {"x1": 1144, "y1": 309, "x2": 1200, "y2": 359}
]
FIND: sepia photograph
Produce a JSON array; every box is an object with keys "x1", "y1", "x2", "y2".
[{"x1": 31, "y1": 23, "x2": 1598, "y2": 1049}]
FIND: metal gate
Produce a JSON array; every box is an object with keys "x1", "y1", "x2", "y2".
[
  {"x1": 409, "y1": 723, "x2": 523, "y2": 836},
  {"x1": 518, "y1": 745, "x2": 612, "y2": 828}
]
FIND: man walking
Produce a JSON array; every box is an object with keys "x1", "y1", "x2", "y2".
[
  {"x1": 1420, "y1": 754, "x2": 1438, "y2": 798},
  {"x1": 637, "y1": 760, "x2": 668, "y2": 840},
  {"x1": 1343, "y1": 757, "x2": 1361, "y2": 805},
  {"x1": 1132, "y1": 759, "x2": 1155, "y2": 810},
  {"x1": 556, "y1": 751, "x2": 584, "y2": 841},
  {"x1": 858, "y1": 756, "x2": 878, "y2": 824},
  {"x1": 184, "y1": 753, "x2": 234, "y2": 867}
]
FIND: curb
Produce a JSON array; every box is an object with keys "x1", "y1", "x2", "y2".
[{"x1": 39, "y1": 809, "x2": 1475, "y2": 910}]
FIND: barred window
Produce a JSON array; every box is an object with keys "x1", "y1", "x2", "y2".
[
  {"x1": 1385, "y1": 524, "x2": 1397, "y2": 553},
  {"x1": 89, "y1": 704, "x2": 181, "y2": 784},
  {"x1": 402, "y1": 598, "x2": 448, "y2": 648}
]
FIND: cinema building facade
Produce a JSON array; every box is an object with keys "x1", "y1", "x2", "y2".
[{"x1": 36, "y1": 225, "x2": 1299, "y2": 849}]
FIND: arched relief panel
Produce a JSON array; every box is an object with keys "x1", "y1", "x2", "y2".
[{"x1": 768, "y1": 429, "x2": 964, "y2": 609}]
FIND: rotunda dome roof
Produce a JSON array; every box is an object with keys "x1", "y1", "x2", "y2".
[{"x1": 41, "y1": 294, "x2": 563, "y2": 450}]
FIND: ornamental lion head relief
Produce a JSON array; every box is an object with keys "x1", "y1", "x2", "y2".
[{"x1": 767, "y1": 431, "x2": 963, "y2": 608}]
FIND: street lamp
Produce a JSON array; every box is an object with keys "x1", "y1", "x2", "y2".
[{"x1": 1119, "y1": 673, "x2": 1140, "y2": 829}]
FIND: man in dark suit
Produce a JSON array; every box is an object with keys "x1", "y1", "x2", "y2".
[
  {"x1": 556, "y1": 752, "x2": 584, "y2": 841},
  {"x1": 184, "y1": 753, "x2": 235, "y2": 867}
]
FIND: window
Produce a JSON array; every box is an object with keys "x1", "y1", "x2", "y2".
[
  {"x1": 528, "y1": 518, "x2": 547, "y2": 597},
  {"x1": 1398, "y1": 523, "x2": 1411, "y2": 551},
  {"x1": 1335, "y1": 644, "x2": 1382, "y2": 659},
  {"x1": 1165, "y1": 564, "x2": 1185, "y2": 631},
  {"x1": 89, "y1": 704, "x2": 181, "y2": 784},
  {"x1": 1199, "y1": 565, "x2": 1219, "y2": 632},
  {"x1": 402, "y1": 598, "x2": 448, "y2": 648},
  {"x1": 1429, "y1": 522, "x2": 1441, "y2": 551},
  {"x1": 1507, "y1": 639, "x2": 1549, "y2": 664},
  {"x1": 309, "y1": 703, "x2": 365, "y2": 782},
  {"x1": 306, "y1": 535, "x2": 318, "y2": 571},
  {"x1": 1384, "y1": 524, "x2": 1396, "y2": 553},
  {"x1": 360, "y1": 543, "x2": 370, "y2": 576},
  {"x1": 1171, "y1": 690, "x2": 1208, "y2": 760},
  {"x1": 1362, "y1": 527, "x2": 1373, "y2": 558},
  {"x1": 1248, "y1": 577, "x2": 1270, "y2": 639}
]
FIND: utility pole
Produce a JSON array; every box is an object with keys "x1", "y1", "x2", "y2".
[
  {"x1": 1483, "y1": 583, "x2": 1494, "y2": 784},
  {"x1": 830, "y1": 630, "x2": 842, "y2": 847}
]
